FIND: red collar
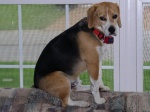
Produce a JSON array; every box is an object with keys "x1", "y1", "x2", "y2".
[{"x1": 92, "y1": 28, "x2": 114, "y2": 44}]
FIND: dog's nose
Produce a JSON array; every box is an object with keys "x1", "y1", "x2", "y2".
[{"x1": 108, "y1": 26, "x2": 115, "y2": 34}]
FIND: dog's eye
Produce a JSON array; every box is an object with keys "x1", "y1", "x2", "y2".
[
  {"x1": 100, "y1": 16, "x2": 107, "y2": 21},
  {"x1": 112, "y1": 14, "x2": 118, "y2": 19}
]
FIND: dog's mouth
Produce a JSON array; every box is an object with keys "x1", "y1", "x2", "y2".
[
  {"x1": 109, "y1": 33, "x2": 116, "y2": 36},
  {"x1": 104, "y1": 32, "x2": 116, "y2": 37}
]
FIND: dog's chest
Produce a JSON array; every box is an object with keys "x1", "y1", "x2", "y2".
[{"x1": 96, "y1": 44, "x2": 108, "y2": 59}]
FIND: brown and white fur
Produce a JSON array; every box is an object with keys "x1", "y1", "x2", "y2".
[{"x1": 33, "y1": 2, "x2": 121, "y2": 107}]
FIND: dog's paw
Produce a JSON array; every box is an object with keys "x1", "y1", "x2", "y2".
[
  {"x1": 100, "y1": 86, "x2": 110, "y2": 91},
  {"x1": 68, "y1": 99, "x2": 90, "y2": 107},
  {"x1": 95, "y1": 98, "x2": 106, "y2": 104},
  {"x1": 74, "y1": 85, "x2": 91, "y2": 91}
]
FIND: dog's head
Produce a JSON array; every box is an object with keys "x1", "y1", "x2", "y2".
[{"x1": 87, "y1": 2, "x2": 121, "y2": 36}]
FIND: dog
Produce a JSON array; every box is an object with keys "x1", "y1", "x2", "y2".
[{"x1": 33, "y1": 2, "x2": 121, "y2": 107}]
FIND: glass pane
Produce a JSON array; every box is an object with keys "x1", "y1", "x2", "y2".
[
  {"x1": 23, "y1": 68, "x2": 34, "y2": 88},
  {"x1": 143, "y1": 4, "x2": 150, "y2": 91},
  {"x1": 22, "y1": 5, "x2": 65, "y2": 65},
  {"x1": 0, "y1": 5, "x2": 19, "y2": 87},
  {"x1": 0, "y1": 5, "x2": 19, "y2": 64},
  {"x1": 0, "y1": 68, "x2": 19, "y2": 87}
]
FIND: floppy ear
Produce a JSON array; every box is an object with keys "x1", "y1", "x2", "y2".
[
  {"x1": 115, "y1": 3, "x2": 122, "y2": 28},
  {"x1": 87, "y1": 5, "x2": 97, "y2": 28}
]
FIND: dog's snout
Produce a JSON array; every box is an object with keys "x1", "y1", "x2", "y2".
[{"x1": 108, "y1": 26, "x2": 115, "y2": 34}]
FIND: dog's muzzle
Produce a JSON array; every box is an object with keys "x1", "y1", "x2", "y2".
[{"x1": 108, "y1": 25, "x2": 116, "y2": 35}]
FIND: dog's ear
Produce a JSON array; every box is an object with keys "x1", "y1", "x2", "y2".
[
  {"x1": 115, "y1": 3, "x2": 122, "y2": 28},
  {"x1": 87, "y1": 5, "x2": 97, "y2": 28}
]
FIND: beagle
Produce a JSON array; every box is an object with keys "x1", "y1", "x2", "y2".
[{"x1": 33, "y1": 2, "x2": 121, "y2": 107}]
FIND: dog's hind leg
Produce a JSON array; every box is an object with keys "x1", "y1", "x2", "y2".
[
  {"x1": 39, "y1": 71, "x2": 89, "y2": 107},
  {"x1": 39, "y1": 71, "x2": 70, "y2": 107}
]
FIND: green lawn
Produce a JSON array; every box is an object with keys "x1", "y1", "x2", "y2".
[
  {"x1": 0, "y1": 5, "x2": 65, "y2": 30},
  {"x1": 0, "y1": 68, "x2": 114, "y2": 90},
  {"x1": 0, "y1": 61, "x2": 114, "y2": 89},
  {"x1": 0, "y1": 61, "x2": 150, "y2": 91},
  {"x1": 144, "y1": 69, "x2": 150, "y2": 91},
  {"x1": 0, "y1": 68, "x2": 34, "y2": 88},
  {"x1": 79, "y1": 70, "x2": 114, "y2": 90},
  {"x1": 0, "y1": 67, "x2": 150, "y2": 91}
]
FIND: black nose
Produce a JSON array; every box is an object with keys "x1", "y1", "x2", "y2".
[{"x1": 108, "y1": 26, "x2": 115, "y2": 34}]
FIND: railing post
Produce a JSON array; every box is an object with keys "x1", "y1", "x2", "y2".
[
  {"x1": 65, "y1": 4, "x2": 70, "y2": 29},
  {"x1": 18, "y1": 5, "x2": 24, "y2": 88},
  {"x1": 137, "y1": 0, "x2": 143, "y2": 92}
]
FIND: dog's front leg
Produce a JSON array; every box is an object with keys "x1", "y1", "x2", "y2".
[
  {"x1": 97, "y1": 46, "x2": 110, "y2": 91},
  {"x1": 87, "y1": 61, "x2": 105, "y2": 104},
  {"x1": 90, "y1": 77, "x2": 106, "y2": 104},
  {"x1": 98, "y1": 60, "x2": 110, "y2": 91}
]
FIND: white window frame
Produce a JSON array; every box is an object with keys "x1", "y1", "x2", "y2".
[{"x1": 0, "y1": 0, "x2": 118, "y2": 4}]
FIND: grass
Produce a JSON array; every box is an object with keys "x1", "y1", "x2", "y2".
[
  {"x1": 0, "y1": 61, "x2": 36, "y2": 65},
  {"x1": 0, "y1": 61, "x2": 114, "y2": 89},
  {"x1": 80, "y1": 70, "x2": 114, "y2": 90},
  {"x1": 0, "y1": 68, "x2": 34, "y2": 88},
  {"x1": 0, "y1": 68, "x2": 20, "y2": 87},
  {"x1": 144, "y1": 69, "x2": 150, "y2": 91},
  {"x1": 0, "y1": 68, "x2": 114, "y2": 90},
  {"x1": 144, "y1": 62, "x2": 150, "y2": 66},
  {"x1": 0, "y1": 61, "x2": 150, "y2": 91},
  {"x1": 0, "y1": 67, "x2": 150, "y2": 91},
  {"x1": 0, "y1": 5, "x2": 65, "y2": 30}
]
